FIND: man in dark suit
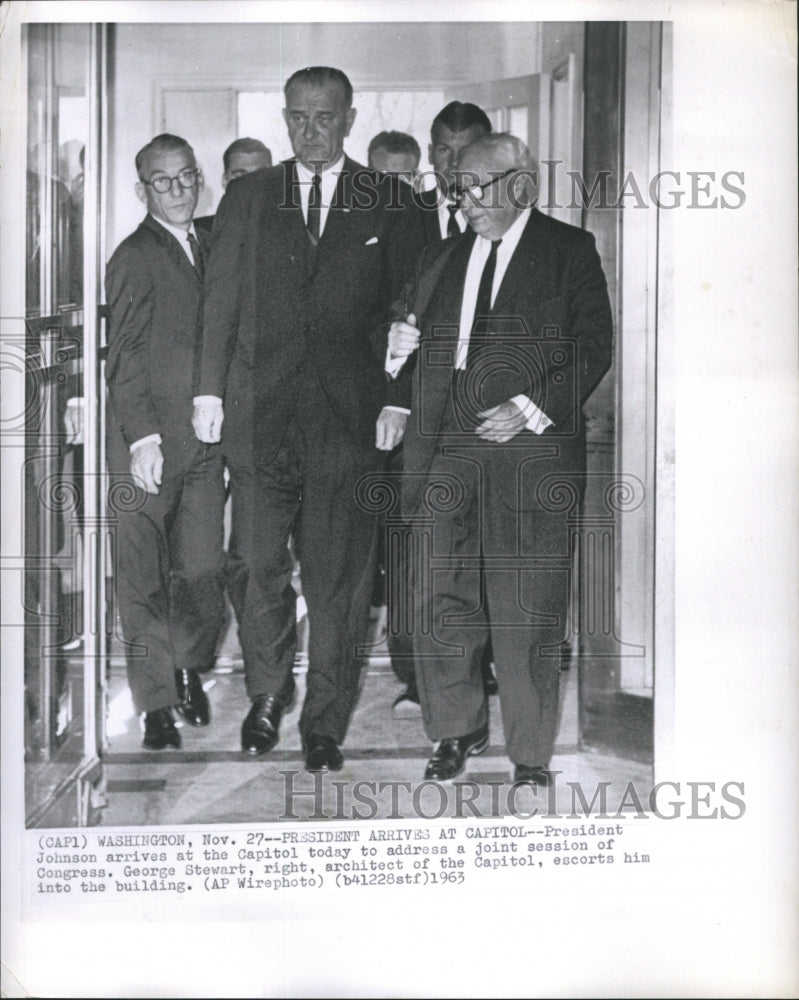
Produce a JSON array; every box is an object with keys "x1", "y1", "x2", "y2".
[
  {"x1": 367, "y1": 130, "x2": 420, "y2": 186},
  {"x1": 387, "y1": 134, "x2": 613, "y2": 783},
  {"x1": 193, "y1": 66, "x2": 424, "y2": 772},
  {"x1": 381, "y1": 101, "x2": 498, "y2": 715},
  {"x1": 105, "y1": 133, "x2": 225, "y2": 750},
  {"x1": 417, "y1": 101, "x2": 492, "y2": 245},
  {"x1": 194, "y1": 137, "x2": 272, "y2": 234}
]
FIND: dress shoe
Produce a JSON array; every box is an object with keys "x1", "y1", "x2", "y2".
[
  {"x1": 424, "y1": 725, "x2": 489, "y2": 781},
  {"x1": 305, "y1": 735, "x2": 344, "y2": 772},
  {"x1": 143, "y1": 707, "x2": 181, "y2": 750},
  {"x1": 174, "y1": 668, "x2": 210, "y2": 726},
  {"x1": 391, "y1": 686, "x2": 421, "y2": 717},
  {"x1": 482, "y1": 662, "x2": 499, "y2": 696},
  {"x1": 513, "y1": 764, "x2": 553, "y2": 786},
  {"x1": 241, "y1": 694, "x2": 283, "y2": 755}
]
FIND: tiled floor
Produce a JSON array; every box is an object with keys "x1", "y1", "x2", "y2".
[{"x1": 98, "y1": 645, "x2": 653, "y2": 826}]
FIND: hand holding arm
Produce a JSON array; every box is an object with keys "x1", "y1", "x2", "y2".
[{"x1": 387, "y1": 312, "x2": 421, "y2": 361}]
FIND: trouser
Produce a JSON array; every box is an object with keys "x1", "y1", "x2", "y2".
[
  {"x1": 411, "y1": 444, "x2": 572, "y2": 767},
  {"x1": 113, "y1": 443, "x2": 225, "y2": 714},
  {"x1": 224, "y1": 410, "x2": 380, "y2": 748}
]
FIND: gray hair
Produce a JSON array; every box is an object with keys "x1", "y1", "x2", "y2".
[{"x1": 459, "y1": 132, "x2": 536, "y2": 171}]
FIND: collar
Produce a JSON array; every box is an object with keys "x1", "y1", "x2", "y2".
[
  {"x1": 473, "y1": 206, "x2": 532, "y2": 256},
  {"x1": 295, "y1": 154, "x2": 346, "y2": 183},
  {"x1": 150, "y1": 213, "x2": 198, "y2": 245}
]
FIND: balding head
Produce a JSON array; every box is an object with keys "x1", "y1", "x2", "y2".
[{"x1": 455, "y1": 132, "x2": 538, "y2": 240}]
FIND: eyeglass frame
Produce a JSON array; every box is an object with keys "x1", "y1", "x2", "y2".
[
  {"x1": 140, "y1": 167, "x2": 202, "y2": 194},
  {"x1": 452, "y1": 168, "x2": 518, "y2": 204}
]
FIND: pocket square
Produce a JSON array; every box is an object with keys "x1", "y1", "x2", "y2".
[{"x1": 365, "y1": 236, "x2": 379, "y2": 245}]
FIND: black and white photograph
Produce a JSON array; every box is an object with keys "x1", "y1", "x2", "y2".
[{"x1": 1, "y1": 1, "x2": 796, "y2": 996}]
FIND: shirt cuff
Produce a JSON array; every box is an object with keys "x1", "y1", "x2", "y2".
[
  {"x1": 382, "y1": 405, "x2": 411, "y2": 415},
  {"x1": 130, "y1": 433, "x2": 162, "y2": 453},
  {"x1": 385, "y1": 348, "x2": 407, "y2": 379},
  {"x1": 510, "y1": 395, "x2": 553, "y2": 435},
  {"x1": 193, "y1": 395, "x2": 223, "y2": 406}
]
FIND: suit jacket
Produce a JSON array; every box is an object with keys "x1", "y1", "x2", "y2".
[
  {"x1": 198, "y1": 156, "x2": 426, "y2": 467},
  {"x1": 401, "y1": 209, "x2": 613, "y2": 518},
  {"x1": 105, "y1": 213, "x2": 208, "y2": 475},
  {"x1": 194, "y1": 214, "x2": 214, "y2": 235},
  {"x1": 417, "y1": 187, "x2": 446, "y2": 246}
]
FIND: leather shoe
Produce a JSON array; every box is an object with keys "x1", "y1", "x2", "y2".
[
  {"x1": 241, "y1": 694, "x2": 283, "y2": 755},
  {"x1": 174, "y1": 668, "x2": 210, "y2": 726},
  {"x1": 305, "y1": 735, "x2": 344, "y2": 772},
  {"x1": 143, "y1": 707, "x2": 181, "y2": 750},
  {"x1": 513, "y1": 764, "x2": 553, "y2": 786},
  {"x1": 424, "y1": 725, "x2": 489, "y2": 781}
]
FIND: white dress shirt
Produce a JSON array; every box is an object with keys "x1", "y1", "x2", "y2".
[
  {"x1": 436, "y1": 197, "x2": 467, "y2": 239},
  {"x1": 387, "y1": 207, "x2": 553, "y2": 434},
  {"x1": 295, "y1": 154, "x2": 345, "y2": 238},
  {"x1": 151, "y1": 214, "x2": 199, "y2": 263},
  {"x1": 131, "y1": 215, "x2": 201, "y2": 452}
]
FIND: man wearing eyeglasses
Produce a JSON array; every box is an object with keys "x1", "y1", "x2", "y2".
[
  {"x1": 387, "y1": 133, "x2": 613, "y2": 785},
  {"x1": 105, "y1": 133, "x2": 225, "y2": 750}
]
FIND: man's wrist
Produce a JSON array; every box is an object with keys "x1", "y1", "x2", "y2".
[
  {"x1": 509, "y1": 395, "x2": 553, "y2": 435},
  {"x1": 130, "y1": 433, "x2": 162, "y2": 453}
]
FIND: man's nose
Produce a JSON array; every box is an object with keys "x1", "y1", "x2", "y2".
[
  {"x1": 303, "y1": 118, "x2": 317, "y2": 139},
  {"x1": 168, "y1": 176, "x2": 183, "y2": 194}
]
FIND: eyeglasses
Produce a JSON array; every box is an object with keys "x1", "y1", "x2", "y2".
[
  {"x1": 141, "y1": 168, "x2": 200, "y2": 194},
  {"x1": 453, "y1": 168, "x2": 517, "y2": 204}
]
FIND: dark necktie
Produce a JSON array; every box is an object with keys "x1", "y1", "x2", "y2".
[
  {"x1": 446, "y1": 202, "x2": 460, "y2": 238},
  {"x1": 307, "y1": 173, "x2": 321, "y2": 244},
  {"x1": 466, "y1": 238, "x2": 502, "y2": 367},
  {"x1": 187, "y1": 232, "x2": 204, "y2": 280}
]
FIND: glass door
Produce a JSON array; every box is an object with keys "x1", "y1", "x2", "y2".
[{"x1": 23, "y1": 23, "x2": 109, "y2": 827}]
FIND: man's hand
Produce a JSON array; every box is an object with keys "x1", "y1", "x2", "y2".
[
  {"x1": 376, "y1": 408, "x2": 408, "y2": 451},
  {"x1": 192, "y1": 399, "x2": 224, "y2": 443},
  {"x1": 64, "y1": 397, "x2": 84, "y2": 445},
  {"x1": 388, "y1": 312, "x2": 421, "y2": 359},
  {"x1": 475, "y1": 401, "x2": 528, "y2": 443},
  {"x1": 130, "y1": 441, "x2": 164, "y2": 495}
]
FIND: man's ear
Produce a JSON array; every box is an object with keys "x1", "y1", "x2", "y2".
[
  {"x1": 513, "y1": 169, "x2": 538, "y2": 208},
  {"x1": 344, "y1": 107, "x2": 357, "y2": 137},
  {"x1": 428, "y1": 142, "x2": 434, "y2": 166},
  {"x1": 196, "y1": 168, "x2": 205, "y2": 192},
  {"x1": 221, "y1": 172, "x2": 228, "y2": 191},
  {"x1": 135, "y1": 181, "x2": 147, "y2": 206}
]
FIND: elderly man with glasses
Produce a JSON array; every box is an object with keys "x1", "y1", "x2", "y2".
[
  {"x1": 386, "y1": 133, "x2": 613, "y2": 785},
  {"x1": 105, "y1": 133, "x2": 225, "y2": 750}
]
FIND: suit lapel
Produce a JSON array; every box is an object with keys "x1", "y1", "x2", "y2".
[
  {"x1": 263, "y1": 162, "x2": 311, "y2": 266},
  {"x1": 143, "y1": 214, "x2": 201, "y2": 286},
  {"x1": 415, "y1": 231, "x2": 474, "y2": 436},
  {"x1": 314, "y1": 156, "x2": 364, "y2": 255},
  {"x1": 491, "y1": 210, "x2": 557, "y2": 316},
  {"x1": 420, "y1": 189, "x2": 443, "y2": 245}
]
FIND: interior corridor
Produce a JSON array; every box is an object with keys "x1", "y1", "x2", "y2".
[{"x1": 96, "y1": 611, "x2": 653, "y2": 827}]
